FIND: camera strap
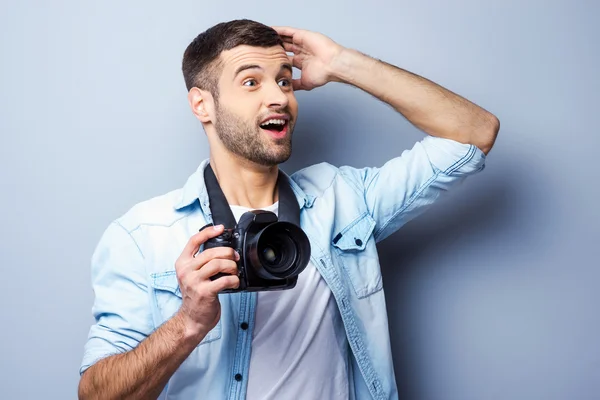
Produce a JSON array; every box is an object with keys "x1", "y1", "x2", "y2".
[{"x1": 203, "y1": 164, "x2": 301, "y2": 228}]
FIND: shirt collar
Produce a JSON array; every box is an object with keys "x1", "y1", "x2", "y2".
[{"x1": 173, "y1": 159, "x2": 315, "y2": 213}]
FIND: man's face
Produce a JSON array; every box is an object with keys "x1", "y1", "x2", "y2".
[{"x1": 212, "y1": 45, "x2": 298, "y2": 166}]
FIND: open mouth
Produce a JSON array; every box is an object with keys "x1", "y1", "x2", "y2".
[
  {"x1": 259, "y1": 117, "x2": 290, "y2": 138},
  {"x1": 259, "y1": 118, "x2": 288, "y2": 133}
]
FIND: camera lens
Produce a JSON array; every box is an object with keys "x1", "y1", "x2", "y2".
[
  {"x1": 248, "y1": 222, "x2": 310, "y2": 280},
  {"x1": 262, "y1": 246, "x2": 278, "y2": 264},
  {"x1": 258, "y1": 233, "x2": 296, "y2": 274}
]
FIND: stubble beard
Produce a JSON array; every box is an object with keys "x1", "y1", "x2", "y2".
[{"x1": 213, "y1": 101, "x2": 294, "y2": 167}]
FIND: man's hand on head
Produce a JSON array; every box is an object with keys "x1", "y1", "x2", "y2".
[
  {"x1": 272, "y1": 26, "x2": 499, "y2": 153},
  {"x1": 272, "y1": 26, "x2": 345, "y2": 91}
]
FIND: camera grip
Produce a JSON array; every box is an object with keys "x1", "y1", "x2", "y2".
[
  {"x1": 200, "y1": 227, "x2": 240, "y2": 283},
  {"x1": 209, "y1": 272, "x2": 232, "y2": 281},
  {"x1": 203, "y1": 228, "x2": 234, "y2": 249}
]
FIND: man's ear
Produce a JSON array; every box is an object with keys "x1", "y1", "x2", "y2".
[{"x1": 188, "y1": 87, "x2": 214, "y2": 123}]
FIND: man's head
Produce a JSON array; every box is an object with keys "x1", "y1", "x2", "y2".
[{"x1": 183, "y1": 19, "x2": 298, "y2": 167}]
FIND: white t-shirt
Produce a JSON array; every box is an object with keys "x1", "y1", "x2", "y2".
[{"x1": 229, "y1": 202, "x2": 349, "y2": 400}]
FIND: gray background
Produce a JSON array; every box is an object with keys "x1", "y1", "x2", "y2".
[{"x1": 1, "y1": 0, "x2": 598, "y2": 399}]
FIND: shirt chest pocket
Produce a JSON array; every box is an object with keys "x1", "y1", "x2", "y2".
[
  {"x1": 149, "y1": 270, "x2": 222, "y2": 345},
  {"x1": 332, "y1": 213, "x2": 383, "y2": 299}
]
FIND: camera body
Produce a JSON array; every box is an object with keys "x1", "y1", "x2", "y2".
[{"x1": 202, "y1": 210, "x2": 311, "y2": 293}]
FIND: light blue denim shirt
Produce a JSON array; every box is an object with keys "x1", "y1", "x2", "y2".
[{"x1": 80, "y1": 136, "x2": 486, "y2": 399}]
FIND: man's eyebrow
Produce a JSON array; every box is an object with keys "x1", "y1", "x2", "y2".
[
  {"x1": 233, "y1": 63, "x2": 293, "y2": 79},
  {"x1": 234, "y1": 64, "x2": 262, "y2": 78},
  {"x1": 280, "y1": 63, "x2": 293, "y2": 74}
]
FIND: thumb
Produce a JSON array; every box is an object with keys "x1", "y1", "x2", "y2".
[{"x1": 292, "y1": 79, "x2": 310, "y2": 91}]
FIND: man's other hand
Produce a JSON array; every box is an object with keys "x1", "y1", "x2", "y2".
[
  {"x1": 173, "y1": 225, "x2": 240, "y2": 343},
  {"x1": 272, "y1": 26, "x2": 344, "y2": 91}
]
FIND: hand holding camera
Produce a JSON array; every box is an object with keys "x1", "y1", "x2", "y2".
[
  {"x1": 202, "y1": 210, "x2": 311, "y2": 292},
  {"x1": 173, "y1": 224, "x2": 240, "y2": 341},
  {"x1": 197, "y1": 164, "x2": 311, "y2": 293}
]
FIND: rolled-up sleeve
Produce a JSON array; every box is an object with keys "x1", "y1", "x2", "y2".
[
  {"x1": 79, "y1": 221, "x2": 153, "y2": 375},
  {"x1": 339, "y1": 136, "x2": 486, "y2": 242}
]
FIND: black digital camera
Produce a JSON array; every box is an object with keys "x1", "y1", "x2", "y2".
[{"x1": 202, "y1": 210, "x2": 311, "y2": 293}]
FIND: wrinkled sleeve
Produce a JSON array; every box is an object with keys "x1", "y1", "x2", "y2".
[
  {"x1": 79, "y1": 221, "x2": 153, "y2": 375},
  {"x1": 339, "y1": 136, "x2": 486, "y2": 242}
]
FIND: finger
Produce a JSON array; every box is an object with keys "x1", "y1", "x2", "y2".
[
  {"x1": 280, "y1": 36, "x2": 294, "y2": 45},
  {"x1": 280, "y1": 35, "x2": 303, "y2": 47},
  {"x1": 271, "y1": 26, "x2": 298, "y2": 38},
  {"x1": 208, "y1": 274, "x2": 240, "y2": 294},
  {"x1": 196, "y1": 258, "x2": 239, "y2": 281},
  {"x1": 181, "y1": 224, "x2": 224, "y2": 258},
  {"x1": 292, "y1": 79, "x2": 308, "y2": 91},
  {"x1": 282, "y1": 41, "x2": 299, "y2": 54},
  {"x1": 288, "y1": 54, "x2": 302, "y2": 70},
  {"x1": 193, "y1": 246, "x2": 240, "y2": 270}
]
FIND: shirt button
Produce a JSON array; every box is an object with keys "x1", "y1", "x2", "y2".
[
  {"x1": 355, "y1": 238, "x2": 362, "y2": 246},
  {"x1": 240, "y1": 322, "x2": 249, "y2": 330},
  {"x1": 235, "y1": 373, "x2": 242, "y2": 381}
]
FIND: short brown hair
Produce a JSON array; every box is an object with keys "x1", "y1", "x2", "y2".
[{"x1": 182, "y1": 19, "x2": 284, "y2": 98}]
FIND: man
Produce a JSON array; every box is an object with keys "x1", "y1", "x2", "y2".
[{"x1": 78, "y1": 19, "x2": 499, "y2": 400}]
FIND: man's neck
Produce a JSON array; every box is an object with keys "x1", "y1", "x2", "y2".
[{"x1": 209, "y1": 153, "x2": 279, "y2": 209}]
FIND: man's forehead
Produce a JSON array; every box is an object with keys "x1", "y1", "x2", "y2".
[{"x1": 220, "y1": 45, "x2": 289, "y2": 70}]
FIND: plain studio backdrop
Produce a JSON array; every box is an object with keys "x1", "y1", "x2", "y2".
[{"x1": 1, "y1": 1, "x2": 598, "y2": 399}]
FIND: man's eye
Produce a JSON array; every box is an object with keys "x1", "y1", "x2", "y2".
[
  {"x1": 279, "y1": 79, "x2": 291, "y2": 87},
  {"x1": 243, "y1": 79, "x2": 257, "y2": 87}
]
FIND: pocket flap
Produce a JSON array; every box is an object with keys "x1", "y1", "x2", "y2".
[
  {"x1": 332, "y1": 213, "x2": 376, "y2": 251},
  {"x1": 150, "y1": 270, "x2": 181, "y2": 297}
]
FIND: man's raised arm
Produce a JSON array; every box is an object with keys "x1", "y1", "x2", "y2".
[{"x1": 273, "y1": 26, "x2": 500, "y2": 154}]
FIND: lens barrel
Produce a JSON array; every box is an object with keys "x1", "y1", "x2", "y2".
[{"x1": 247, "y1": 221, "x2": 310, "y2": 280}]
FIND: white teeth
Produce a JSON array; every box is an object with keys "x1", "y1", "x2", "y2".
[{"x1": 261, "y1": 118, "x2": 286, "y2": 126}]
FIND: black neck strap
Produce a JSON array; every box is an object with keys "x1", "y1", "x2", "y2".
[{"x1": 203, "y1": 164, "x2": 301, "y2": 228}]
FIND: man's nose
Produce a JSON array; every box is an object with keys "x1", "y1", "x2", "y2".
[{"x1": 264, "y1": 82, "x2": 289, "y2": 109}]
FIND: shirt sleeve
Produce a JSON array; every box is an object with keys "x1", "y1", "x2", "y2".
[
  {"x1": 339, "y1": 136, "x2": 486, "y2": 242},
  {"x1": 79, "y1": 221, "x2": 154, "y2": 375}
]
